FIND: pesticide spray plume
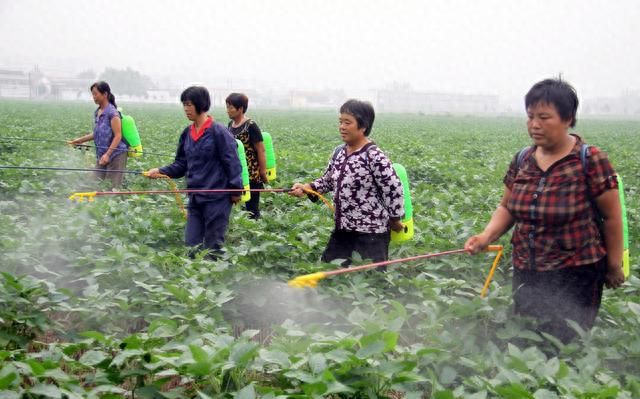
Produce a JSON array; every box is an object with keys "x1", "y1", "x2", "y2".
[{"x1": 288, "y1": 245, "x2": 504, "y2": 297}]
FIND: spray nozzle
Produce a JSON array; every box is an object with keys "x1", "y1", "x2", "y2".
[
  {"x1": 68, "y1": 191, "x2": 97, "y2": 203},
  {"x1": 287, "y1": 272, "x2": 326, "y2": 288}
]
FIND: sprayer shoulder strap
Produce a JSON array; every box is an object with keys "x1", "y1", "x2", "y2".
[
  {"x1": 331, "y1": 144, "x2": 346, "y2": 163},
  {"x1": 579, "y1": 144, "x2": 602, "y2": 221},
  {"x1": 515, "y1": 146, "x2": 533, "y2": 169}
]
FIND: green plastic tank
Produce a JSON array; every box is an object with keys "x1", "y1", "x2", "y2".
[
  {"x1": 619, "y1": 176, "x2": 630, "y2": 277},
  {"x1": 120, "y1": 112, "x2": 142, "y2": 157},
  {"x1": 390, "y1": 163, "x2": 414, "y2": 242},
  {"x1": 236, "y1": 139, "x2": 250, "y2": 203},
  {"x1": 262, "y1": 131, "x2": 276, "y2": 182}
]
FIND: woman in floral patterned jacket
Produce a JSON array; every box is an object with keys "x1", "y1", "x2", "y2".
[{"x1": 290, "y1": 99, "x2": 405, "y2": 266}]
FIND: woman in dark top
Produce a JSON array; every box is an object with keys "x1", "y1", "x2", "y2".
[
  {"x1": 147, "y1": 86, "x2": 243, "y2": 257},
  {"x1": 465, "y1": 78, "x2": 625, "y2": 342},
  {"x1": 226, "y1": 93, "x2": 268, "y2": 219}
]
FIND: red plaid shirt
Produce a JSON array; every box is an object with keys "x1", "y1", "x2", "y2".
[{"x1": 504, "y1": 135, "x2": 618, "y2": 271}]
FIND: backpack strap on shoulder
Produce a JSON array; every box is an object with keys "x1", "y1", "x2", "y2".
[
  {"x1": 579, "y1": 143, "x2": 603, "y2": 225},
  {"x1": 580, "y1": 144, "x2": 590, "y2": 175},
  {"x1": 331, "y1": 144, "x2": 346, "y2": 162},
  {"x1": 516, "y1": 146, "x2": 533, "y2": 169}
]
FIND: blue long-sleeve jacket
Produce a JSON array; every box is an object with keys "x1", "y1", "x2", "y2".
[{"x1": 160, "y1": 122, "x2": 243, "y2": 202}]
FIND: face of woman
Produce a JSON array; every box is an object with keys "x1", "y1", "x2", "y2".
[
  {"x1": 526, "y1": 102, "x2": 572, "y2": 148},
  {"x1": 183, "y1": 101, "x2": 197, "y2": 121},
  {"x1": 91, "y1": 87, "x2": 106, "y2": 105},
  {"x1": 226, "y1": 104, "x2": 242, "y2": 120},
  {"x1": 339, "y1": 113, "x2": 366, "y2": 145}
]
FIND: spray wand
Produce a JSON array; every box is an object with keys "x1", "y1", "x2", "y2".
[
  {"x1": 68, "y1": 187, "x2": 293, "y2": 202},
  {"x1": 288, "y1": 245, "x2": 503, "y2": 298},
  {"x1": 0, "y1": 137, "x2": 174, "y2": 157},
  {"x1": 0, "y1": 165, "x2": 144, "y2": 175}
]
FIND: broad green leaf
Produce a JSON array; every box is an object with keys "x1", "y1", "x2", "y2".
[
  {"x1": 0, "y1": 365, "x2": 19, "y2": 390},
  {"x1": 308, "y1": 353, "x2": 326, "y2": 374},
  {"x1": 494, "y1": 383, "x2": 535, "y2": 399},
  {"x1": 148, "y1": 318, "x2": 179, "y2": 338},
  {"x1": 533, "y1": 389, "x2": 559, "y2": 399},
  {"x1": 235, "y1": 384, "x2": 256, "y2": 399},
  {"x1": 189, "y1": 344, "x2": 210, "y2": 363},
  {"x1": 439, "y1": 366, "x2": 457, "y2": 385},
  {"x1": 259, "y1": 349, "x2": 291, "y2": 368},
  {"x1": 433, "y1": 390, "x2": 455, "y2": 399},
  {"x1": 79, "y1": 350, "x2": 109, "y2": 367},
  {"x1": 28, "y1": 383, "x2": 62, "y2": 398},
  {"x1": 356, "y1": 340, "x2": 385, "y2": 358},
  {"x1": 230, "y1": 342, "x2": 258, "y2": 366}
]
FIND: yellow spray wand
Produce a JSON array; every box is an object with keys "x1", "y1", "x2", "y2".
[{"x1": 288, "y1": 245, "x2": 503, "y2": 298}]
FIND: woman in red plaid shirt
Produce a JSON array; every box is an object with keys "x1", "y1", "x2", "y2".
[{"x1": 465, "y1": 78, "x2": 625, "y2": 343}]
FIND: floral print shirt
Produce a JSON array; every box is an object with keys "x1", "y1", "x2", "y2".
[{"x1": 311, "y1": 143, "x2": 404, "y2": 234}]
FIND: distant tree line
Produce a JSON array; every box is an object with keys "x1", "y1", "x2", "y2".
[{"x1": 89, "y1": 67, "x2": 156, "y2": 97}]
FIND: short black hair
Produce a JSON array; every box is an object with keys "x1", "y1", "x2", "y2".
[
  {"x1": 226, "y1": 93, "x2": 249, "y2": 113},
  {"x1": 339, "y1": 99, "x2": 375, "y2": 136},
  {"x1": 525, "y1": 78, "x2": 579, "y2": 128},
  {"x1": 180, "y1": 86, "x2": 211, "y2": 114}
]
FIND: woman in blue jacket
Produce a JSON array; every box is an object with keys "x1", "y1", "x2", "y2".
[{"x1": 147, "y1": 86, "x2": 243, "y2": 257}]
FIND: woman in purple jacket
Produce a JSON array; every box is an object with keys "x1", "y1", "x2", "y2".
[
  {"x1": 70, "y1": 81, "x2": 128, "y2": 187},
  {"x1": 290, "y1": 99, "x2": 405, "y2": 266}
]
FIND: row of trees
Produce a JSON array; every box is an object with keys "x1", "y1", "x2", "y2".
[{"x1": 77, "y1": 67, "x2": 155, "y2": 97}]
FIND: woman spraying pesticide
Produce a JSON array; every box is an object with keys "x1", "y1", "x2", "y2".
[
  {"x1": 69, "y1": 81, "x2": 128, "y2": 188},
  {"x1": 146, "y1": 86, "x2": 243, "y2": 258},
  {"x1": 290, "y1": 99, "x2": 405, "y2": 266}
]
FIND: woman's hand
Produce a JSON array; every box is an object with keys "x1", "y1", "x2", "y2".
[
  {"x1": 69, "y1": 133, "x2": 92, "y2": 146},
  {"x1": 390, "y1": 218, "x2": 404, "y2": 232},
  {"x1": 98, "y1": 153, "x2": 111, "y2": 166},
  {"x1": 289, "y1": 183, "x2": 309, "y2": 197},
  {"x1": 260, "y1": 168, "x2": 269, "y2": 184},
  {"x1": 464, "y1": 233, "x2": 491, "y2": 255},
  {"x1": 605, "y1": 265, "x2": 625, "y2": 289},
  {"x1": 230, "y1": 195, "x2": 242, "y2": 204},
  {"x1": 145, "y1": 168, "x2": 162, "y2": 178}
]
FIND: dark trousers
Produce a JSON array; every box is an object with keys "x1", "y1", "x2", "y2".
[
  {"x1": 245, "y1": 181, "x2": 263, "y2": 219},
  {"x1": 185, "y1": 196, "x2": 232, "y2": 255},
  {"x1": 512, "y1": 258, "x2": 606, "y2": 343},
  {"x1": 95, "y1": 151, "x2": 127, "y2": 188},
  {"x1": 321, "y1": 229, "x2": 390, "y2": 268}
]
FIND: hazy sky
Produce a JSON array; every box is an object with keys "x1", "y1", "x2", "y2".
[{"x1": 1, "y1": 0, "x2": 639, "y2": 99}]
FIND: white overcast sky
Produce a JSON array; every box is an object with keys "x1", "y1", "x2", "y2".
[{"x1": 1, "y1": 0, "x2": 639, "y2": 99}]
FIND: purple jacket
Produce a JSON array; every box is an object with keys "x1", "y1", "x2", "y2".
[
  {"x1": 93, "y1": 104, "x2": 127, "y2": 160},
  {"x1": 311, "y1": 143, "x2": 404, "y2": 233}
]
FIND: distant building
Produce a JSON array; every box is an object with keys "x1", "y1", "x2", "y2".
[
  {"x1": 145, "y1": 89, "x2": 174, "y2": 103},
  {"x1": 289, "y1": 89, "x2": 345, "y2": 108},
  {"x1": 50, "y1": 76, "x2": 94, "y2": 101},
  {"x1": 375, "y1": 89, "x2": 499, "y2": 114},
  {"x1": 582, "y1": 92, "x2": 640, "y2": 116},
  {"x1": 0, "y1": 69, "x2": 30, "y2": 98}
]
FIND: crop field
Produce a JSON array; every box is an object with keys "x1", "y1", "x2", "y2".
[{"x1": 0, "y1": 100, "x2": 639, "y2": 398}]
